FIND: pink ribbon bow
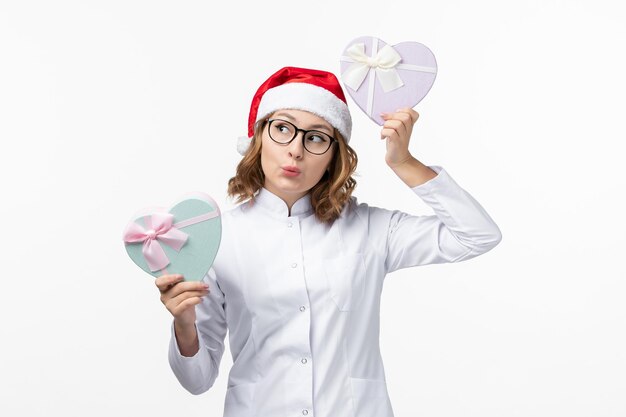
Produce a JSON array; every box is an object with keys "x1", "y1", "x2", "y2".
[{"x1": 123, "y1": 212, "x2": 188, "y2": 272}]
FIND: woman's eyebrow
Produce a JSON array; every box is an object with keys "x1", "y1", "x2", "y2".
[
  {"x1": 273, "y1": 112, "x2": 296, "y2": 122},
  {"x1": 273, "y1": 112, "x2": 333, "y2": 133},
  {"x1": 308, "y1": 124, "x2": 333, "y2": 133}
]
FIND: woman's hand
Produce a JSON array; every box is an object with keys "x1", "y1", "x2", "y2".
[
  {"x1": 380, "y1": 108, "x2": 420, "y2": 168},
  {"x1": 155, "y1": 274, "x2": 210, "y2": 328},
  {"x1": 380, "y1": 108, "x2": 437, "y2": 187},
  {"x1": 155, "y1": 274, "x2": 209, "y2": 357}
]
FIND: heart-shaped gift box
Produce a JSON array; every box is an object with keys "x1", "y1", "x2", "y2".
[
  {"x1": 339, "y1": 36, "x2": 438, "y2": 125},
  {"x1": 122, "y1": 192, "x2": 221, "y2": 282}
]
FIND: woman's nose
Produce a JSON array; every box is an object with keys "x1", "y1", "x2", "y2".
[{"x1": 288, "y1": 132, "x2": 305, "y2": 159}]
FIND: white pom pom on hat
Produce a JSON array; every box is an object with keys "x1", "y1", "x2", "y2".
[
  {"x1": 237, "y1": 66, "x2": 352, "y2": 156},
  {"x1": 237, "y1": 136, "x2": 252, "y2": 156}
]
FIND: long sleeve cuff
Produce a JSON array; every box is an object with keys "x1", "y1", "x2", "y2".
[
  {"x1": 167, "y1": 320, "x2": 215, "y2": 395},
  {"x1": 409, "y1": 165, "x2": 445, "y2": 192}
]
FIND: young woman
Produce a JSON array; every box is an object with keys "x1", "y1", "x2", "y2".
[{"x1": 155, "y1": 66, "x2": 502, "y2": 417}]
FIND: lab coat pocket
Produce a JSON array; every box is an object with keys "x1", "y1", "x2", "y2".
[
  {"x1": 224, "y1": 382, "x2": 256, "y2": 417},
  {"x1": 349, "y1": 377, "x2": 393, "y2": 417},
  {"x1": 324, "y1": 253, "x2": 365, "y2": 312}
]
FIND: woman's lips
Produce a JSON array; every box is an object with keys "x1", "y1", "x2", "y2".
[{"x1": 282, "y1": 167, "x2": 300, "y2": 177}]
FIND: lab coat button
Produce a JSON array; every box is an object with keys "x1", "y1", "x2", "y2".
[
  {"x1": 299, "y1": 305, "x2": 306, "y2": 312},
  {"x1": 301, "y1": 358, "x2": 307, "y2": 364},
  {"x1": 287, "y1": 222, "x2": 293, "y2": 228},
  {"x1": 291, "y1": 263, "x2": 297, "y2": 268},
  {"x1": 302, "y1": 410, "x2": 309, "y2": 415}
]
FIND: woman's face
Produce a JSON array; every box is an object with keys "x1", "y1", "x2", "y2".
[{"x1": 260, "y1": 109, "x2": 336, "y2": 206}]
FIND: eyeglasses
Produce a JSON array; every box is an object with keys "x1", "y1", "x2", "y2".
[{"x1": 265, "y1": 118, "x2": 337, "y2": 155}]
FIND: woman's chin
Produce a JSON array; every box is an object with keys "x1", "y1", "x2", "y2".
[
  {"x1": 276, "y1": 175, "x2": 304, "y2": 187},
  {"x1": 266, "y1": 179, "x2": 308, "y2": 195}
]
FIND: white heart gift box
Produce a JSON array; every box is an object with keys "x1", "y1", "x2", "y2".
[{"x1": 340, "y1": 36, "x2": 438, "y2": 125}]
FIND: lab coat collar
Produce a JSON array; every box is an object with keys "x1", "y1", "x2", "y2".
[{"x1": 254, "y1": 187, "x2": 313, "y2": 218}]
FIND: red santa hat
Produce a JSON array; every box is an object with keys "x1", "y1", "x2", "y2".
[{"x1": 237, "y1": 66, "x2": 352, "y2": 155}]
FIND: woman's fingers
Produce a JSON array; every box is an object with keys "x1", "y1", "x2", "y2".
[
  {"x1": 155, "y1": 274, "x2": 210, "y2": 315},
  {"x1": 167, "y1": 291, "x2": 208, "y2": 316},
  {"x1": 163, "y1": 288, "x2": 209, "y2": 318},
  {"x1": 404, "y1": 108, "x2": 419, "y2": 124},
  {"x1": 174, "y1": 297, "x2": 205, "y2": 316},
  {"x1": 163, "y1": 280, "x2": 208, "y2": 299},
  {"x1": 382, "y1": 109, "x2": 419, "y2": 125},
  {"x1": 381, "y1": 119, "x2": 406, "y2": 140},
  {"x1": 380, "y1": 108, "x2": 420, "y2": 142},
  {"x1": 395, "y1": 108, "x2": 419, "y2": 125},
  {"x1": 154, "y1": 274, "x2": 208, "y2": 323},
  {"x1": 155, "y1": 274, "x2": 184, "y2": 293},
  {"x1": 156, "y1": 274, "x2": 209, "y2": 296},
  {"x1": 380, "y1": 109, "x2": 417, "y2": 138},
  {"x1": 168, "y1": 288, "x2": 209, "y2": 307}
]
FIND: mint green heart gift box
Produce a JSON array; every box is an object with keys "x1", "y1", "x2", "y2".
[{"x1": 123, "y1": 192, "x2": 221, "y2": 282}]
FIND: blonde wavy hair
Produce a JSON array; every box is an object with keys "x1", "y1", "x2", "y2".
[{"x1": 227, "y1": 117, "x2": 358, "y2": 224}]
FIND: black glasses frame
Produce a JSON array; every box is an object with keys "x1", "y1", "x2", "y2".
[{"x1": 265, "y1": 118, "x2": 337, "y2": 155}]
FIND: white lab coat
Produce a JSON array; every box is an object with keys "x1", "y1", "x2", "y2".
[{"x1": 168, "y1": 165, "x2": 502, "y2": 417}]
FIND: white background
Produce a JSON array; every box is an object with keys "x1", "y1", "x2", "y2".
[{"x1": 1, "y1": 0, "x2": 625, "y2": 416}]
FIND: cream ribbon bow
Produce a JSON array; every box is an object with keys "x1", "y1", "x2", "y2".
[{"x1": 341, "y1": 43, "x2": 404, "y2": 93}]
